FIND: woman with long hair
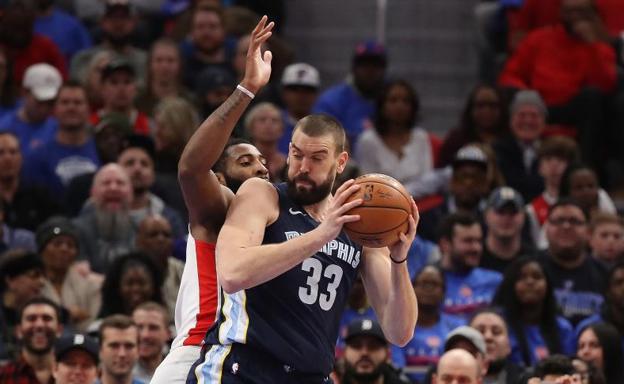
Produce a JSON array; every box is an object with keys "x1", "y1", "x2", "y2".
[
  {"x1": 577, "y1": 322, "x2": 624, "y2": 384},
  {"x1": 493, "y1": 256, "x2": 575, "y2": 366},
  {"x1": 437, "y1": 84, "x2": 508, "y2": 168}
]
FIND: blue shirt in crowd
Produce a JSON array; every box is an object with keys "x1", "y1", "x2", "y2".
[
  {"x1": 35, "y1": 8, "x2": 93, "y2": 61},
  {"x1": 443, "y1": 268, "x2": 503, "y2": 319},
  {"x1": 0, "y1": 112, "x2": 57, "y2": 155},
  {"x1": 508, "y1": 316, "x2": 576, "y2": 367},
  {"x1": 335, "y1": 306, "x2": 377, "y2": 358}
]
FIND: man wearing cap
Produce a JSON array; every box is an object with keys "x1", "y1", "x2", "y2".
[
  {"x1": 38, "y1": 216, "x2": 102, "y2": 331},
  {"x1": 195, "y1": 66, "x2": 238, "y2": 120},
  {"x1": 340, "y1": 319, "x2": 411, "y2": 384},
  {"x1": 493, "y1": 90, "x2": 547, "y2": 201},
  {"x1": 314, "y1": 40, "x2": 387, "y2": 144},
  {"x1": 70, "y1": 0, "x2": 147, "y2": 86},
  {"x1": 23, "y1": 82, "x2": 100, "y2": 199},
  {"x1": 481, "y1": 186, "x2": 535, "y2": 273},
  {"x1": 0, "y1": 297, "x2": 63, "y2": 384},
  {"x1": 437, "y1": 213, "x2": 503, "y2": 319},
  {"x1": 53, "y1": 333, "x2": 99, "y2": 384},
  {"x1": 418, "y1": 145, "x2": 491, "y2": 242},
  {"x1": 90, "y1": 60, "x2": 150, "y2": 135},
  {"x1": 0, "y1": 63, "x2": 61, "y2": 155},
  {"x1": 438, "y1": 326, "x2": 488, "y2": 380},
  {"x1": 0, "y1": 132, "x2": 62, "y2": 232},
  {"x1": 278, "y1": 62, "x2": 321, "y2": 154}
]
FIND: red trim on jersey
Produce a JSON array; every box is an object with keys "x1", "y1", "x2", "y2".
[
  {"x1": 183, "y1": 240, "x2": 218, "y2": 346},
  {"x1": 531, "y1": 195, "x2": 551, "y2": 225}
]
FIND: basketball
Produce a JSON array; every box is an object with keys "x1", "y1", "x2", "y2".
[{"x1": 343, "y1": 173, "x2": 413, "y2": 248}]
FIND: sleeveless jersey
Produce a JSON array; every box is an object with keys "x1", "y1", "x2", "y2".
[
  {"x1": 171, "y1": 234, "x2": 219, "y2": 349},
  {"x1": 204, "y1": 183, "x2": 362, "y2": 375}
]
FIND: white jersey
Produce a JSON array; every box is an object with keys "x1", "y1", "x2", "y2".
[{"x1": 170, "y1": 233, "x2": 219, "y2": 350}]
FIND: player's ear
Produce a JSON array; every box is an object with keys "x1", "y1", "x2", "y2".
[{"x1": 336, "y1": 150, "x2": 349, "y2": 174}]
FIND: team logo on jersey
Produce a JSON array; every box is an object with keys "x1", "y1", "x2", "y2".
[
  {"x1": 426, "y1": 336, "x2": 441, "y2": 348},
  {"x1": 459, "y1": 285, "x2": 473, "y2": 298},
  {"x1": 231, "y1": 362, "x2": 239, "y2": 375},
  {"x1": 289, "y1": 208, "x2": 306, "y2": 216}
]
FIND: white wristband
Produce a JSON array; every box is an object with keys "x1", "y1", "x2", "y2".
[{"x1": 237, "y1": 84, "x2": 255, "y2": 99}]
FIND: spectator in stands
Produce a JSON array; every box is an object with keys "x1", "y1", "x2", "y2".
[
  {"x1": 493, "y1": 90, "x2": 546, "y2": 201},
  {"x1": 392, "y1": 265, "x2": 465, "y2": 383},
  {"x1": 244, "y1": 102, "x2": 284, "y2": 181},
  {"x1": 278, "y1": 63, "x2": 321, "y2": 154},
  {"x1": 437, "y1": 84, "x2": 507, "y2": 168},
  {"x1": 482, "y1": 186, "x2": 534, "y2": 273},
  {"x1": 0, "y1": 2, "x2": 67, "y2": 84},
  {"x1": 441, "y1": 326, "x2": 489, "y2": 380},
  {"x1": 24, "y1": 82, "x2": 100, "y2": 199},
  {"x1": 589, "y1": 213, "x2": 624, "y2": 268},
  {"x1": 81, "y1": 49, "x2": 114, "y2": 111},
  {"x1": 335, "y1": 275, "x2": 375, "y2": 359},
  {"x1": 493, "y1": 255, "x2": 575, "y2": 367},
  {"x1": 52, "y1": 333, "x2": 99, "y2": 384},
  {"x1": 136, "y1": 38, "x2": 194, "y2": 116},
  {"x1": 0, "y1": 63, "x2": 61, "y2": 155},
  {"x1": 499, "y1": 0, "x2": 617, "y2": 171},
  {"x1": 0, "y1": 251, "x2": 45, "y2": 352},
  {"x1": 432, "y1": 349, "x2": 482, "y2": 384},
  {"x1": 118, "y1": 135, "x2": 185, "y2": 238},
  {"x1": 314, "y1": 40, "x2": 387, "y2": 144},
  {"x1": 438, "y1": 213, "x2": 503, "y2": 319},
  {"x1": 526, "y1": 136, "x2": 579, "y2": 250},
  {"x1": 355, "y1": 80, "x2": 440, "y2": 193},
  {"x1": 0, "y1": 297, "x2": 62, "y2": 384},
  {"x1": 0, "y1": 198, "x2": 36, "y2": 254},
  {"x1": 419, "y1": 145, "x2": 491, "y2": 242},
  {"x1": 135, "y1": 215, "x2": 183, "y2": 315},
  {"x1": 339, "y1": 319, "x2": 411, "y2": 384},
  {"x1": 34, "y1": 0, "x2": 93, "y2": 62},
  {"x1": 70, "y1": 0, "x2": 147, "y2": 86},
  {"x1": 0, "y1": 48, "x2": 18, "y2": 120},
  {"x1": 131, "y1": 302, "x2": 171, "y2": 383},
  {"x1": 541, "y1": 199, "x2": 608, "y2": 326},
  {"x1": 72, "y1": 164, "x2": 136, "y2": 274},
  {"x1": 576, "y1": 322, "x2": 624, "y2": 384},
  {"x1": 152, "y1": 97, "x2": 199, "y2": 175},
  {"x1": 529, "y1": 354, "x2": 576, "y2": 383},
  {"x1": 195, "y1": 65, "x2": 237, "y2": 120},
  {"x1": 560, "y1": 163, "x2": 616, "y2": 218},
  {"x1": 99, "y1": 252, "x2": 164, "y2": 318},
  {"x1": 98, "y1": 314, "x2": 143, "y2": 384},
  {"x1": 90, "y1": 59, "x2": 150, "y2": 136},
  {"x1": 470, "y1": 308, "x2": 525, "y2": 384},
  {"x1": 575, "y1": 262, "x2": 624, "y2": 345},
  {"x1": 180, "y1": 5, "x2": 235, "y2": 88},
  {"x1": 37, "y1": 216, "x2": 101, "y2": 331}
]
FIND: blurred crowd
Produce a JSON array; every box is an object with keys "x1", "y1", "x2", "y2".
[{"x1": 0, "y1": 0, "x2": 623, "y2": 383}]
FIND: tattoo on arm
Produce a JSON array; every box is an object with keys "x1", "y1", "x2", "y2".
[{"x1": 213, "y1": 90, "x2": 249, "y2": 126}]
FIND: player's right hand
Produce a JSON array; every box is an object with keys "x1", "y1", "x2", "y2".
[
  {"x1": 240, "y1": 16, "x2": 274, "y2": 94},
  {"x1": 316, "y1": 179, "x2": 362, "y2": 242}
]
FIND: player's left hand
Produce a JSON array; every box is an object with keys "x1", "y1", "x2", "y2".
[{"x1": 388, "y1": 198, "x2": 419, "y2": 263}]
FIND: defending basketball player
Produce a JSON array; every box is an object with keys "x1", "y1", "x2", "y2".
[
  {"x1": 150, "y1": 17, "x2": 273, "y2": 384},
  {"x1": 188, "y1": 114, "x2": 419, "y2": 381}
]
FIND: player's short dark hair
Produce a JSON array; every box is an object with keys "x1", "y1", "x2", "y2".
[
  {"x1": 19, "y1": 296, "x2": 61, "y2": 324},
  {"x1": 292, "y1": 114, "x2": 346, "y2": 154},
  {"x1": 99, "y1": 314, "x2": 136, "y2": 345},
  {"x1": 533, "y1": 354, "x2": 574, "y2": 378},
  {"x1": 212, "y1": 138, "x2": 253, "y2": 174},
  {"x1": 436, "y1": 213, "x2": 479, "y2": 242},
  {"x1": 548, "y1": 198, "x2": 588, "y2": 222}
]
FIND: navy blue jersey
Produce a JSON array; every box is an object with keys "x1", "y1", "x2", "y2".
[{"x1": 204, "y1": 183, "x2": 362, "y2": 375}]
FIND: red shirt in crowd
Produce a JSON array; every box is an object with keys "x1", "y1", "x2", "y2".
[
  {"x1": 90, "y1": 110, "x2": 151, "y2": 136},
  {"x1": 0, "y1": 358, "x2": 54, "y2": 384},
  {"x1": 498, "y1": 24, "x2": 617, "y2": 106},
  {"x1": 2, "y1": 34, "x2": 67, "y2": 85}
]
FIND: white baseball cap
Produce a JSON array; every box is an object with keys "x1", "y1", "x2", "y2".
[
  {"x1": 281, "y1": 63, "x2": 320, "y2": 89},
  {"x1": 22, "y1": 63, "x2": 62, "y2": 101}
]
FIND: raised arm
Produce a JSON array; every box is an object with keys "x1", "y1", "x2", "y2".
[
  {"x1": 178, "y1": 16, "x2": 274, "y2": 237},
  {"x1": 360, "y1": 199, "x2": 419, "y2": 346},
  {"x1": 216, "y1": 179, "x2": 363, "y2": 293}
]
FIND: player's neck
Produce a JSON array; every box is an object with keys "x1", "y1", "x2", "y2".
[{"x1": 303, "y1": 196, "x2": 332, "y2": 222}]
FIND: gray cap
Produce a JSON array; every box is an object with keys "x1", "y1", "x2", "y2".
[
  {"x1": 487, "y1": 186, "x2": 525, "y2": 211},
  {"x1": 511, "y1": 90, "x2": 547, "y2": 116},
  {"x1": 444, "y1": 326, "x2": 487, "y2": 355}
]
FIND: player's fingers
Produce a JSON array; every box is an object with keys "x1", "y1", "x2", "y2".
[
  {"x1": 334, "y1": 179, "x2": 355, "y2": 196},
  {"x1": 337, "y1": 215, "x2": 360, "y2": 225},
  {"x1": 252, "y1": 15, "x2": 267, "y2": 35},
  {"x1": 406, "y1": 214, "x2": 417, "y2": 237},
  {"x1": 334, "y1": 183, "x2": 360, "y2": 206},
  {"x1": 336, "y1": 198, "x2": 362, "y2": 215},
  {"x1": 263, "y1": 50, "x2": 273, "y2": 64},
  {"x1": 411, "y1": 198, "x2": 420, "y2": 223}
]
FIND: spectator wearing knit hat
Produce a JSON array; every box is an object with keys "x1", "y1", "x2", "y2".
[{"x1": 37, "y1": 216, "x2": 102, "y2": 332}]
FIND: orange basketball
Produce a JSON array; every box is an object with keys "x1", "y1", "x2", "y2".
[{"x1": 343, "y1": 173, "x2": 413, "y2": 248}]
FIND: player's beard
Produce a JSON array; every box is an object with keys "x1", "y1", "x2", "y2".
[
  {"x1": 223, "y1": 173, "x2": 245, "y2": 194},
  {"x1": 287, "y1": 167, "x2": 335, "y2": 206},
  {"x1": 343, "y1": 360, "x2": 383, "y2": 384}
]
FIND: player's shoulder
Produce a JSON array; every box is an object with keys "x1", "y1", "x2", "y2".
[{"x1": 235, "y1": 178, "x2": 279, "y2": 207}]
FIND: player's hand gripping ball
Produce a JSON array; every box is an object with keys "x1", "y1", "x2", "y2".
[{"x1": 344, "y1": 174, "x2": 413, "y2": 248}]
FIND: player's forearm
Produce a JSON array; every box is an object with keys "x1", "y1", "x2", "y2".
[
  {"x1": 178, "y1": 89, "x2": 252, "y2": 176},
  {"x1": 217, "y1": 228, "x2": 331, "y2": 294},
  {"x1": 380, "y1": 262, "x2": 417, "y2": 346}
]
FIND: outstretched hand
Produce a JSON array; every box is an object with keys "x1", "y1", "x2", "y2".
[
  {"x1": 316, "y1": 179, "x2": 362, "y2": 242},
  {"x1": 240, "y1": 16, "x2": 274, "y2": 94},
  {"x1": 388, "y1": 198, "x2": 419, "y2": 263}
]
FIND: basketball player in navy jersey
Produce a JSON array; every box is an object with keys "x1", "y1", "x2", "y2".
[
  {"x1": 150, "y1": 17, "x2": 273, "y2": 384},
  {"x1": 188, "y1": 93, "x2": 419, "y2": 383}
]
